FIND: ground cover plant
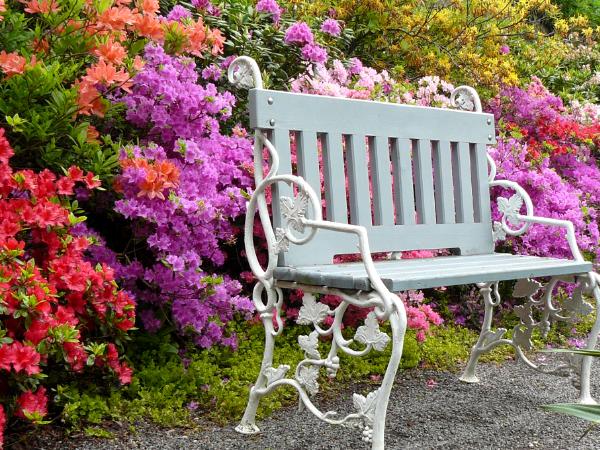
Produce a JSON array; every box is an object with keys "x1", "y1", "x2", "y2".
[{"x1": 0, "y1": 0, "x2": 600, "y2": 446}]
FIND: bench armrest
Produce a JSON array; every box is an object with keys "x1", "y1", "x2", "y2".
[
  {"x1": 300, "y1": 218, "x2": 395, "y2": 315},
  {"x1": 490, "y1": 176, "x2": 585, "y2": 262}
]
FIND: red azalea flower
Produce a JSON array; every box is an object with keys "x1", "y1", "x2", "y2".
[
  {"x1": 83, "y1": 171, "x2": 101, "y2": 189},
  {"x1": 56, "y1": 176, "x2": 75, "y2": 195},
  {"x1": 66, "y1": 166, "x2": 84, "y2": 181},
  {"x1": 16, "y1": 387, "x2": 48, "y2": 421},
  {"x1": 24, "y1": 320, "x2": 50, "y2": 345},
  {"x1": 12, "y1": 342, "x2": 41, "y2": 375},
  {"x1": 0, "y1": 343, "x2": 16, "y2": 372},
  {"x1": 63, "y1": 342, "x2": 87, "y2": 372},
  {"x1": 116, "y1": 362, "x2": 133, "y2": 384}
]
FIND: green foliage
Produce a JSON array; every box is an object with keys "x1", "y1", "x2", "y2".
[
  {"x1": 53, "y1": 322, "x2": 496, "y2": 433},
  {"x1": 536, "y1": 40, "x2": 600, "y2": 103},
  {"x1": 84, "y1": 427, "x2": 115, "y2": 439},
  {"x1": 553, "y1": 0, "x2": 600, "y2": 25},
  {"x1": 202, "y1": 0, "x2": 353, "y2": 89}
]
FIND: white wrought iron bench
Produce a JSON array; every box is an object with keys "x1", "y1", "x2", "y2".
[{"x1": 228, "y1": 56, "x2": 600, "y2": 450}]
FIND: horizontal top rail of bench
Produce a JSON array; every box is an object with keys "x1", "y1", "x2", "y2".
[{"x1": 249, "y1": 88, "x2": 496, "y2": 144}]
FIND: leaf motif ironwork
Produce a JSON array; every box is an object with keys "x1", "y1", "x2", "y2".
[
  {"x1": 354, "y1": 312, "x2": 390, "y2": 351},
  {"x1": 298, "y1": 331, "x2": 320, "y2": 359},
  {"x1": 280, "y1": 191, "x2": 308, "y2": 233},
  {"x1": 514, "y1": 304, "x2": 534, "y2": 326},
  {"x1": 498, "y1": 194, "x2": 523, "y2": 226},
  {"x1": 352, "y1": 389, "x2": 379, "y2": 425},
  {"x1": 297, "y1": 365, "x2": 320, "y2": 396},
  {"x1": 563, "y1": 287, "x2": 594, "y2": 316},
  {"x1": 274, "y1": 227, "x2": 289, "y2": 253},
  {"x1": 297, "y1": 293, "x2": 331, "y2": 325},
  {"x1": 513, "y1": 279, "x2": 542, "y2": 298},
  {"x1": 483, "y1": 328, "x2": 507, "y2": 346},
  {"x1": 492, "y1": 221, "x2": 506, "y2": 242},
  {"x1": 264, "y1": 365, "x2": 290, "y2": 386},
  {"x1": 513, "y1": 326, "x2": 533, "y2": 351}
]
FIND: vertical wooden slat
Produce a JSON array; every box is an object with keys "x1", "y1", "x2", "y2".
[
  {"x1": 346, "y1": 134, "x2": 372, "y2": 225},
  {"x1": 270, "y1": 129, "x2": 293, "y2": 228},
  {"x1": 433, "y1": 140, "x2": 456, "y2": 224},
  {"x1": 413, "y1": 139, "x2": 436, "y2": 224},
  {"x1": 370, "y1": 136, "x2": 395, "y2": 226},
  {"x1": 452, "y1": 142, "x2": 475, "y2": 223},
  {"x1": 296, "y1": 130, "x2": 322, "y2": 219},
  {"x1": 391, "y1": 138, "x2": 416, "y2": 225},
  {"x1": 321, "y1": 132, "x2": 348, "y2": 223},
  {"x1": 471, "y1": 143, "x2": 492, "y2": 224}
]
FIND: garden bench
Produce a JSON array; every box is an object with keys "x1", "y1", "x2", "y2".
[{"x1": 228, "y1": 56, "x2": 600, "y2": 450}]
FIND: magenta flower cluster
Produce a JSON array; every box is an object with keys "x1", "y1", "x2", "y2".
[
  {"x1": 488, "y1": 78, "x2": 600, "y2": 261},
  {"x1": 167, "y1": 5, "x2": 192, "y2": 22},
  {"x1": 256, "y1": 0, "x2": 283, "y2": 24},
  {"x1": 284, "y1": 21, "x2": 329, "y2": 65},
  {"x1": 114, "y1": 45, "x2": 255, "y2": 348},
  {"x1": 284, "y1": 22, "x2": 314, "y2": 45},
  {"x1": 320, "y1": 18, "x2": 342, "y2": 36},
  {"x1": 490, "y1": 140, "x2": 599, "y2": 260}
]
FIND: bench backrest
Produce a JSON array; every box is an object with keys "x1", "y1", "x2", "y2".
[{"x1": 249, "y1": 88, "x2": 497, "y2": 266}]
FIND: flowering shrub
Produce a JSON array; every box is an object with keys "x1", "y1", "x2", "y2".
[
  {"x1": 110, "y1": 45, "x2": 254, "y2": 348},
  {"x1": 204, "y1": 0, "x2": 352, "y2": 99},
  {"x1": 489, "y1": 78, "x2": 600, "y2": 261},
  {"x1": 0, "y1": 129, "x2": 135, "y2": 443},
  {"x1": 293, "y1": 0, "x2": 599, "y2": 95},
  {"x1": 0, "y1": 0, "x2": 224, "y2": 179},
  {"x1": 291, "y1": 58, "x2": 454, "y2": 106}
]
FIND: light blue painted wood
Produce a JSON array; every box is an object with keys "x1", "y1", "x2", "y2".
[
  {"x1": 279, "y1": 223, "x2": 494, "y2": 266},
  {"x1": 250, "y1": 89, "x2": 496, "y2": 144},
  {"x1": 270, "y1": 128, "x2": 293, "y2": 229},
  {"x1": 247, "y1": 88, "x2": 500, "y2": 266},
  {"x1": 452, "y1": 142, "x2": 475, "y2": 223},
  {"x1": 321, "y1": 132, "x2": 348, "y2": 223},
  {"x1": 296, "y1": 130, "x2": 321, "y2": 219},
  {"x1": 370, "y1": 136, "x2": 395, "y2": 226},
  {"x1": 391, "y1": 138, "x2": 416, "y2": 225},
  {"x1": 346, "y1": 134, "x2": 372, "y2": 226},
  {"x1": 274, "y1": 254, "x2": 593, "y2": 291},
  {"x1": 433, "y1": 140, "x2": 456, "y2": 224},
  {"x1": 413, "y1": 140, "x2": 436, "y2": 224},
  {"x1": 471, "y1": 143, "x2": 492, "y2": 224}
]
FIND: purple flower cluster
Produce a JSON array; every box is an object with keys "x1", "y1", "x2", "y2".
[
  {"x1": 284, "y1": 22, "x2": 329, "y2": 65},
  {"x1": 114, "y1": 45, "x2": 255, "y2": 348},
  {"x1": 487, "y1": 77, "x2": 600, "y2": 262},
  {"x1": 256, "y1": 0, "x2": 283, "y2": 24},
  {"x1": 284, "y1": 22, "x2": 314, "y2": 45},
  {"x1": 301, "y1": 43, "x2": 328, "y2": 63},
  {"x1": 167, "y1": 5, "x2": 192, "y2": 22},
  {"x1": 320, "y1": 18, "x2": 342, "y2": 36},
  {"x1": 490, "y1": 140, "x2": 599, "y2": 260}
]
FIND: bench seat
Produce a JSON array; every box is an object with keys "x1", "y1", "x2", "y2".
[{"x1": 274, "y1": 253, "x2": 593, "y2": 291}]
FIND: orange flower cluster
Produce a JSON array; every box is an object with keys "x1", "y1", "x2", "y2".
[
  {"x1": 7, "y1": 0, "x2": 225, "y2": 117},
  {"x1": 21, "y1": 0, "x2": 60, "y2": 14},
  {"x1": 0, "y1": 51, "x2": 32, "y2": 78},
  {"x1": 120, "y1": 157, "x2": 180, "y2": 200}
]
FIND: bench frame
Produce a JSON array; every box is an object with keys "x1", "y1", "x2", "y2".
[{"x1": 228, "y1": 56, "x2": 600, "y2": 449}]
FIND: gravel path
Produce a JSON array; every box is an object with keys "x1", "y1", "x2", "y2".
[{"x1": 36, "y1": 361, "x2": 600, "y2": 450}]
